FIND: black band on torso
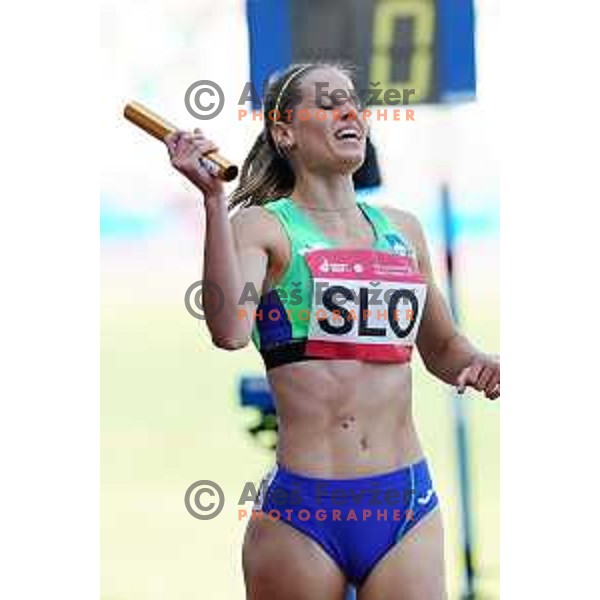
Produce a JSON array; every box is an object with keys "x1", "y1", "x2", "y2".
[{"x1": 261, "y1": 338, "x2": 321, "y2": 370}]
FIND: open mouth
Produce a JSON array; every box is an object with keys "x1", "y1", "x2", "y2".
[{"x1": 334, "y1": 127, "x2": 362, "y2": 141}]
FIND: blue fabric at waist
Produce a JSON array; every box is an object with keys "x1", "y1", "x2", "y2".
[{"x1": 270, "y1": 459, "x2": 429, "y2": 499}]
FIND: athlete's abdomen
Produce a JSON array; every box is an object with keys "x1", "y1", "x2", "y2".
[{"x1": 267, "y1": 360, "x2": 423, "y2": 478}]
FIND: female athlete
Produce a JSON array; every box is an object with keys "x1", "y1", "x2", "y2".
[{"x1": 165, "y1": 64, "x2": 499, "y2": 600}]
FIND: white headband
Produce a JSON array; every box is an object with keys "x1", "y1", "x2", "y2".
[{"x1": 273, "y1": 66, "x2": 311, "y2": 115}]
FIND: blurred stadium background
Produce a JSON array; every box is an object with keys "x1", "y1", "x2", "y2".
[{"x1": 101, "y1": 0, "x2": 499, "y2": 598}]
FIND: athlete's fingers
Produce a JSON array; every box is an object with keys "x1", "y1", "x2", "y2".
[
  {"x1": 164, "y1": 131, "x2": 184, "y2": 156},
  {"x1": 476, "y1": 365, "x2": 495, "y2": 391},
  {"x1": 456, "y1": 366, "x2": 469, "y2": 394},
  {"x1": 178, "y1": 132, "x2": 217, "y2": 152},
  {"x1": 174, "y1": 138, "x2": 219, "y2": 164},
  {"x1": 166, "y1": 131, "x2": 210, "y2": 158},
  {"x1": 456, "y1": 362, "x2": 483, "y2": 394},
  {"x1": 456, "y1": 365, "x2": 473, "y2": 394},
  {"x1": 188, "y1": 132, "x2": 207, "y2": 144},
  {"x1": 177, "y1": 132, "x2": 200, "y2": 153},
  {"x1": 191, "y1": 139, "x2": 219, "y2": 155},
  {"x1": 487, "y1": 384, "x2": 500, "y2": 401},
  {"x1": 484, "y1": 370, "x2": 500, "y2": 397}
]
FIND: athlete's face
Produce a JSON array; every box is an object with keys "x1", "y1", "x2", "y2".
[{"x1": 274, "y1": 68, "x2": 367, "y2": 176}]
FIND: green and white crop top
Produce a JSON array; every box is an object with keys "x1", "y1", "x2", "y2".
[{"x1": 250, "y1": 197, "x2": 427, "y2": 370}]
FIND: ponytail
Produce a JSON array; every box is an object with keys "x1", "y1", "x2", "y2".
[{"x1": 227, "y1": 129, "x2": 295, "y2": 210}]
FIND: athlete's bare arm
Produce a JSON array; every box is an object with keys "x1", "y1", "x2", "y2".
[
  {"x1": 384, "y1": 208, "x2": 500, "y2": 400},
  {"x1": 205, "y1": 205, "x2": 274, "y2": 348},
  {"x1": 165, "y1": 129, "x2": 275, "y2": 349}
]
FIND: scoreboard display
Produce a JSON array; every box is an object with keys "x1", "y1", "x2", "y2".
[{"x1": 246, "y1": 0, "x2": 476, "y2": 107}]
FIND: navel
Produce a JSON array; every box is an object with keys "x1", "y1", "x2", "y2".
[{"x1": 340, "y1": 415, "x2": 356, "y2": 430}]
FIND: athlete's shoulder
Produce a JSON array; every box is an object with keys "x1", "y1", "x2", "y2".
[
  {"x1": 230, "y1": 201, "x2": 287, "y2": 248},
  {"x1": 379, "y1": 206, "x2": 426, "y2": 247}
]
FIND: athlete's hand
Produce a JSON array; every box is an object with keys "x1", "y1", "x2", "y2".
[
  {"x1": 165, "y1": 128, "x2": 224, "y2": 200},
  {"x1": 456, "y1": 354, "x2": 500, "y2": 400}
]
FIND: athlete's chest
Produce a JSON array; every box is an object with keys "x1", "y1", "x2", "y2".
[{"x1": 303, "y1": 247, "x2": 427, "y2": 357}]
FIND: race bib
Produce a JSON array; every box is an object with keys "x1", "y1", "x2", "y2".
[{"x1": 304, "y1": 248, "x2": 427, "y2": 362}]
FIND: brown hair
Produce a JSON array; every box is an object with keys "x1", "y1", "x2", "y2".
[{"x1": 228, "y1": 63, "x2": 353, "y2": 211}]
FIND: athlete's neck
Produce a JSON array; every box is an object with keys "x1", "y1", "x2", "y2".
[{"x1": 292, "y1": 173, "x2": 356, "y2": 213}]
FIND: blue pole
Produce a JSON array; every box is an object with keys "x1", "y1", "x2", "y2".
[{"x1": 440, "y1": 184, "x2": 476, "y2": 599}]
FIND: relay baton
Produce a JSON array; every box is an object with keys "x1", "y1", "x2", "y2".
[{"x1": 123, "y1": 101, "x2": 239, "y2": 182}]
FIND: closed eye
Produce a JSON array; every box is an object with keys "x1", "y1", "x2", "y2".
[{"x1": 318, "y1": 100, "x2": 335, "y2": 110}]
